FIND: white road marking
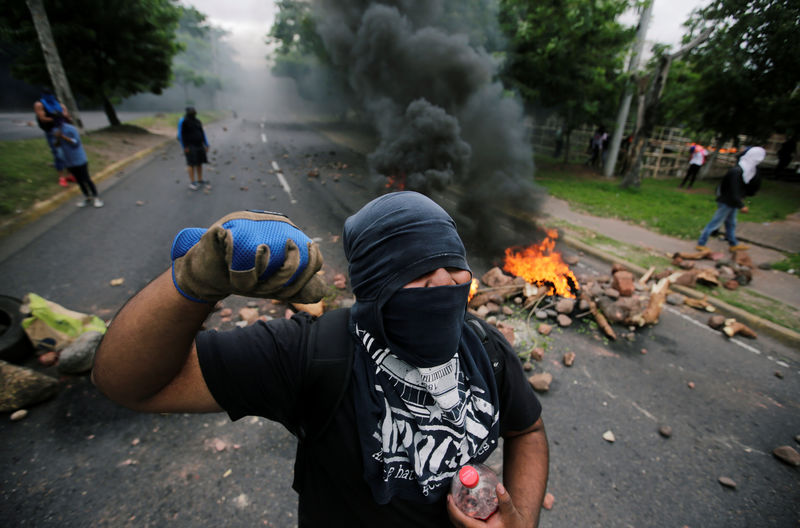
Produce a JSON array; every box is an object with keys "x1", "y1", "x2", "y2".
[
  {"x1": 270, "y1": 161, "x2": 297, "y2": 204},
  {"x1": 664, "y1": 306, "x2": 764, "y2": 356},
  {"x1": 629, "y1": 400, "x2": 658, "y2": 422},
  {"x1": 261, "y1": 133, "x2": 267, "y2": 143}
]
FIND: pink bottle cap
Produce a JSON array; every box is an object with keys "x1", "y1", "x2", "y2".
[{"x1": 458, "y1": 465, "x2": 480, "y2": 488}]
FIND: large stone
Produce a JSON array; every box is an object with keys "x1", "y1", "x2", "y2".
[
  {"x1": 528, "y1": 372, "x2": 552, "y2": 392},
  {"x1": 529, "y1": 347, "x2": 544, "y2": 361},
  {"x1": 732, "y1": 251, "x2": 753, "y2": 268},
  {"x1": 707, "y1": 315, "x2": 726, "y2": 329},
  {"x1": 666, "y1": 293, "x2": 686, "y2": 306},
  {"x1": 481, "y1": 267, "x2": 513, "y2": 288},
  {"x1": 484, "y1": 302, "x2": 501, "y2": 315},
  {"x1": 57, "y1": 331, "x2": 103, "y2": 374},
  {"x1": 537, "y1": 323, "x2": 552, "y2": 336},
  {"x1": 495, "y1": 322, "x2": 515, "y2": 346},
  {"x1": 0, "y1": 361, "x2": 60, "y2": 412},
  {"x1": 612, "y1": 271, "x2": 635, "y2": 297},
  {"x1": 773, "y1": 446, "x2": 800, "y2": 467},
  {"x1": 556, "y1": 314, "x2": 572, "y2": 327},
  {"x1": 555, "y1": 298, "x2": 576, "y2": 314}
]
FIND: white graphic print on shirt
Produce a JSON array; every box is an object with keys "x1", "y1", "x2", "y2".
[{"x1": 355, "y1": 323, "x2": 499, "y2": 497}]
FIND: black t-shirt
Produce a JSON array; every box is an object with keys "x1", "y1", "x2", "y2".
[{"x1": 196, "y1": 313, "x2": 542, "y2": 527}]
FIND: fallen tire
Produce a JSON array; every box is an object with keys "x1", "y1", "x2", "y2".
[{"x1": 0, "y1": 295, "x2": 34, "y2": 364}]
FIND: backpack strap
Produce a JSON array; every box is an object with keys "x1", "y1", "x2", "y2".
[
  {"x1": 297, "y1": 307, "x2": 354, "y2": 443},
  {"x1": 465, "y1": 312, "x2": 507, "y2": 390}
]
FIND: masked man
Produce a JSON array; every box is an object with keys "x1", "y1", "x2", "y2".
[{"x1": 93, "y1": 191, "x2": 549, "y2": 527}]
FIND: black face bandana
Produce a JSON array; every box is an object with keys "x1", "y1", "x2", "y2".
[{"x1": 383, "y1": 282, "x2": 470, "y2": 368}]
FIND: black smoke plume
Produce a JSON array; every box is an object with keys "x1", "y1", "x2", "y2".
[{"x1": 314, "y1": 0, "x2": 544, "y2": 253}]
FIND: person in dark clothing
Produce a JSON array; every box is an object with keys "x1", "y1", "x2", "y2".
[
  {"x1": 92, "y1": 192, "x2": 549, "y2": 527},
  {"x1": 177, "y1": 107, "x2": 209, "y2": 190},
  {"x1": 696, "y1": 147, "x2": 765, "y2": 252},
  {"x1": 776, "y1": 136, "x2": 796, "y2": 176}
]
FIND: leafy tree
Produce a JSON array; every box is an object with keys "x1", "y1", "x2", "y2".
[
  {"x1": 673, "y1": 0, "x2": 800, "y2": 144},
  {"x1": 498, "y1": 0, "x2": 635, "y2": 161},
  {"x1": 266, "y1": 0, "x2": 353, "y2": 112},
  {"x1": 0, "y1": 0, "x2": 182, "y2": 125}
]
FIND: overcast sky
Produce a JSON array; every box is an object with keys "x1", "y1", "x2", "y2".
[{"x1": 184, "y1": 0, "x2": 709, "y2": 70}]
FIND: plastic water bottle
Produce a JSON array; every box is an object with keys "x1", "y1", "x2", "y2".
[{"x1": 450, "y1": 463, "x2": 500, "y2": 520}]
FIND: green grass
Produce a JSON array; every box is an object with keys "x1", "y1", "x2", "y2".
[
  {"x1": 0, "y1": 111, "x2": 227, "y2": 223},
  {"x1": 535, "y1": 161, "x2": 800, "y2": 239},
  {"x1": 770, "y1": 253, "x2": 800, "y2": 272},
  {"x1": 0, "y1": 137, "x2": 106, "y2": 217},
  {"x1": 694, "y1": 283, "x2": 800, "y2": 331},
  {"x1": 547, "y1": 218, "x2": 673, "y2": 271}
]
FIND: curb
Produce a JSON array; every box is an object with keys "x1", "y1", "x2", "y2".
[
  {"x1": 0, "y1": 138, "x2": 172, "y2": 237},
  {"x1": 562, "y1": 234, "x2": 800, "y2": 348}
]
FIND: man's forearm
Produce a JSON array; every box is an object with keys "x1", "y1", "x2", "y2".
[
  {"x1": 503, "y1": 418, "x2": 549, "y2": 527},
  {"x1": 92, "y1": 269, "x2": 214, "y2": 409}
]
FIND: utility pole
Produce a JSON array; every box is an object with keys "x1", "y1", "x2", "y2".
[
  {"x1": 604, "y1": 0, "x2": 654, "y2": 178},
  {"x1": 26, "y1": 0, "x2": 83, "y2": 130}
]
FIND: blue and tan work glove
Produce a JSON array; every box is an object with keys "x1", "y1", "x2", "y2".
[{"x1": 170, "y1": 210, "x2": 325, "y2": 303}]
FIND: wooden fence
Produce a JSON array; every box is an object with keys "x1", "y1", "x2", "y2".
[{"x1": 530, "y1": 120, "x2": 784, "y2": 179}]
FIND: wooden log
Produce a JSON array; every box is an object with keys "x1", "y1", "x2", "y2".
[
  {"x1": 723, "y1": 320, "x2": 757, "y2": 339},
  {"x1": 581, "y1": 292, "x2": 616, "y2": 340},
  {"x1": 638, "y1": 266, "x2": 656, "y2": 285},
  {"x1": 631, "y1": 278, "x2": 669, "y2": 326},
  {"x1": 673, "y1": 250, "x2": 712, "y2": 260},
  {"x1": 684, "y1": 296, "x2": 715, "y2": 312}
]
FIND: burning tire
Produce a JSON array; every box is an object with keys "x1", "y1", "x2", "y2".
[{"x1": 0, "y1": 295, "x2": 34, "y2": 364}]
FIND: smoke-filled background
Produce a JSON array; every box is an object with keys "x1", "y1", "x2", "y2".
[{"x1": 310, "y1": 0, "x2": 543, "y2": 250}]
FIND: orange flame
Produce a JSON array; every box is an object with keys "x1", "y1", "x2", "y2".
[
  {"x1": 687, "y1": 142, "x2": 738, "y2": 154},
  {"x1": 503, "y1": 229, "x2": 580, "y2": 298},
  {"x1": 385, "y1": 173, "x2": 406, "y2": 190},
  {"x1": 468, "y1": 278, "x2": 479, "y2": 302}
]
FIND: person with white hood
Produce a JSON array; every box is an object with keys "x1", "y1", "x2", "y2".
[{"x1": 696, "y1": 146, "x2": 766, "y2": 252}]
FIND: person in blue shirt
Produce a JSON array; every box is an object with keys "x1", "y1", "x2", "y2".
[
  {"x1": 33, "y1": 88, "x2": 72, "y2": 186},
  {"x1": 177, "y1": 107, "x2": 210, "y2": 191},
  {"x1": 54, "y1": 123, "x2": 103, "y2": 208}
]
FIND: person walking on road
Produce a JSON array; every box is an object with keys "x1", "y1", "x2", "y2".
[
  {"x1": 177, "y1": 107, "x2": 209, "y2": 191},
  {"x1": 34, "y1": 87, "x2": 72, "y2": 187},
  {"x1": 679, "y1": 143, "x2": 707, "y2": 189},
  {"x1": 54, "y1": 122, "x2": 103, "y2": 208},
  {"x1": 92, "y1": 191, "x2": 549, "y2": 527},
  {"x1": 696, "y1": 146, "x2": 765, "y2": 252}
]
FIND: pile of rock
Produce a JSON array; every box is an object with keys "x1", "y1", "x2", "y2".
[{"x1": 670, "y1": 248, "x2": 755, "y2": 291}]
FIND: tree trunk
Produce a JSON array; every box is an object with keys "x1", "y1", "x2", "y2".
[
  {"x1": 26, "y1": 0, "x2": 83, "y2": 130},
  {"x1": 621, "y1": 56, "x2": 673, "y2": 188},
  {"x1": 619, "y1": 28, "x2": 713, "y2": 189},
  {"x1": 103, "y1": 95, "x2": 121, "y2": 126}
]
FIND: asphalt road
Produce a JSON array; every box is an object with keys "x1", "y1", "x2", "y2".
[{"x1": 1, "y1": 116, "x2": 798, "y2": 527}]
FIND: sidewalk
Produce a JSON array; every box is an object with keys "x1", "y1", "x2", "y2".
[{"x1": 539, "y1": 196, "x2": 800, "y2": 341}]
